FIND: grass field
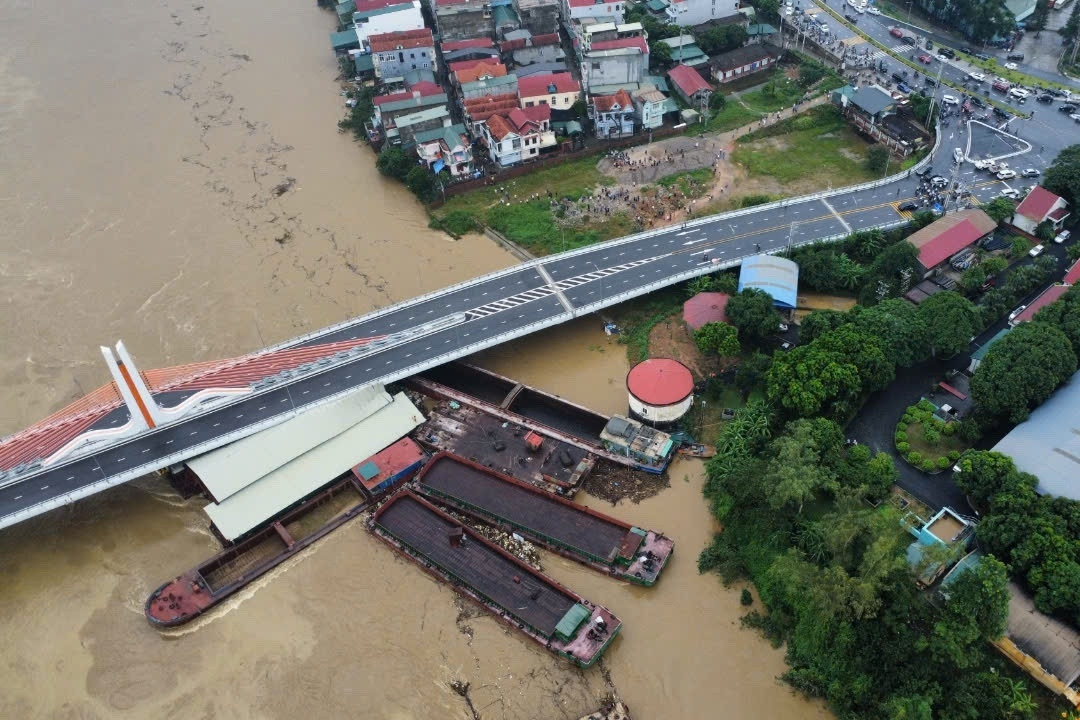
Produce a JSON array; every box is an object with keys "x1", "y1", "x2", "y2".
[
  {"x1": 657, "y1": 167, "x2": 714, "y2": 198},
  {"x1": 732, "y1": 105, "x2": 877, "y2": 186}
]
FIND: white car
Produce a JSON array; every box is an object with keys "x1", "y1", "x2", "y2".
[
  {"x1": 1029, "y1": 244, "x2": 1044, "y2": 257},
  {"x1": 1071, "y1": 113, "x2": 1080, "y2": 123},
  {"x1": 941, "y1": 94, "x2": 959, "y2": 105},
  {"x1": 936, "y1": 54, "x2": 950, "y2": 63},
  {"x1": 953, "y1": 148, "x2": 964, "y2": 163},
  {"x1": 1000, "y1": 188, "x2": 1020, "y2": 199},
  {"x1": 1055, "y1": 230, "x2": 1071, "y2": 244},
  {"x1": 968, "y1": 72, "x2": 986, "y2": 82},
  {"x1": 997, "y1": 169, "x2": 1017, "y2": 179},
  {"x1": 974, "y1": 159, "x2": 991, "y2": 170},
  {"x1": 1004, "y1": 62, "x2": 1018, "y2": 70},
  {"x1": 868, "y1": 6, "x2": 881, "y2": 13},
  {"x1": 1009, "y1": 87, "x2": 1030, "y2": 99},
  {"x1": 1008, "y1": 305, "x2": 1028, "y2": 321}
]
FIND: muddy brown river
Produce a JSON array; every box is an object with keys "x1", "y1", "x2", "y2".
[{"x1": 0, "y1": 0, "x2": 832, "y2": 717}]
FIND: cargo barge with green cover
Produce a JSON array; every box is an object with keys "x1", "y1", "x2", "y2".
[
  {"x1": 414, "y1": 453, "x2": 674, "y2": 586},
  {"x1": 368, "y1": 490, "x2": 622, "y2": 668}
]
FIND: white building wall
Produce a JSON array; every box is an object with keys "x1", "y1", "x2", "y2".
[
  {"x1": 629, "y1": 394, "x2": 693, "y2": 423},
  {"x1": 355, "y1": 4, "x2": 426, "y2": 46},
  {"x1": 667, "y1": 0, "x2": 740, "y2": 26}
]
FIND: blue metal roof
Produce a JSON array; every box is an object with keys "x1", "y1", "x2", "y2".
[{"x1": 737, "y1": 255, "x2": 799, "y2": 309}]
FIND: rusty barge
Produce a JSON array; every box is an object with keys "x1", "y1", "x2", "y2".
[
  {"x1": 414, "y1": 453, "x2": 673, "y2": 586},
  {"x1": 408, "y1": 362, "x2": 674, "y2": 474},
  {"x1": 369, "y1": 490, "x2": 622, "y2": 668},
  {"x1": 145, "y1": 439, "x2": 427, "y2": 628}
]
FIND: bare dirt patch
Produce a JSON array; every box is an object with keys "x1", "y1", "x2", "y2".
[{"x1": 646, "y1": 316, "x2": 715, "y2": 380}]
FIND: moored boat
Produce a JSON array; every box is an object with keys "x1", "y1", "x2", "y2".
[{"x1": 676, "y1": 443, "x2": 716, "y2": 458}]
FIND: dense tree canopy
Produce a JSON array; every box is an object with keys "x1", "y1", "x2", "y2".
[
  {"x1": 1033, "y1": 284, "x2": 1080, "y2": 357},
  {"x1": 916, "y1": 291, "x2": 980, "y2": 358},
  {"x1": 982, "y1": 196, "x2": 1016, "y2": 224},
  {"x1": 971, "y1": 321, "x2": 1078, "y2": 423},
  {"x1": 1042, "y1": 144, "x2": 1080, "y2": 208},
  {"x1": 695, "y1": 25, "x2": 748, "y2": 55},
  {"x1": 858, "y1": 241, "x2": 920, "y2": 305},
  {"x1": 725, "y1": 288, "x2": 781, "y2": 345},
  {"x1": 694, "y1": 322, "x2": 740, "y2": 357}
]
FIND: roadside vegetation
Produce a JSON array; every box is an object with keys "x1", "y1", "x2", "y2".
[{"x1": 895, "y1": 399, "x2": 973, "y2": 473}]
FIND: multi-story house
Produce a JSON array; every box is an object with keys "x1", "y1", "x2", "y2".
[{"x1": 369, "y1": 28, "x2": 437, "y2": 80}]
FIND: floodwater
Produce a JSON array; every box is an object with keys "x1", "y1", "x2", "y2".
[{"x1": 0, "y1": 0, "x2": 832, "y2": 717}]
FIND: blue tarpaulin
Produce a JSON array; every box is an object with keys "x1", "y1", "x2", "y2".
[{"x1": 433, "y1": 159, "x2": 445, "y2": 173}]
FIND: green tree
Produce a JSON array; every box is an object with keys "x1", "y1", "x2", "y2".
[
  {"x1": 708, "y1": 91, "x2": 726, "y2": 111},
  {"x1": 847, "y1": 299, "x2": 929, "y2": 367},
  {"x1": 866, "y1": 145, "x2": 891, "y2": 174},
  {"x1": 725, "y1": 288, "x2": 781, "y2": 345},
  {"x1": 928, "y1": 555, "x2": 1010, "y2": 669},
  {"x1": 982, "y1": 196, "x2": 1016, "y2": 224},
  {"x1": 916, "y1": 291, "x2": 979, "y2": 358},
  {"x1": 799, "y1": 309, "x2": 847, "y2": 344},
  {"x1": 1035, "y1": 220, "x2": 1056, "y2": 242},
  {"x1": 649, "y1": 40, "x2": 673, "y2": 68},
  {"x1": 982, "y1": 255, "x2": 1008, "y2": 276},
  {"x1": 696, "y1": 25, "x2": 748, "y2": 55},
  {"x1": 376, "y1": 146, "x2": 414, "y2": 181},
  {"x1": 735, "y1": 350, "x2": 772, "y2": 393},
  {"x1": 971, "y1": 321, "x2": 1078, "y2": 423},
  {"x1": 1042, "y1": 144, "x2": 1080, "y2": 208},
  {"x1": 953, "y1": 451, "x2": 1017, "y2": 507},
  {"x1": 797, "y1": 60, "x2": 827, "y2": 89},
  {"x1": 958, "y1": 264, "x2": 988, "y2": 294},
  {"x1": 405, "y1": 166, "x2": 437, "y2": 202},
  {"x1": 694, "y1": 322, "x2": 740, "y2": 357},
  {"x1": 766, "y1": 342, "x2": 862, "y2": 419},
  {"x1": 1009, "y1": 235, "x2": 1032, "y2": 258},
  {"x1": 1034, "y1": 284, "x2": 1080, "y2": 356},
  {"x1": 859, "y1": 241, "x2": 920, "y2": 304}
]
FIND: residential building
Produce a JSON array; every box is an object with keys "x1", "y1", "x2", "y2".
[
  {"x1": 463, "y1": 92, "x2": 522, "y2": 131},
  {"x1": 454, "y1": 60, "x2": 509, "y2": 87},
  {"x1": 712, "y1": 43, "x2": 782, "y2": 84},
  {"x1": 441, "y1": 37, "x2": 497, "y2": 52},
  {"x1": 459, "y1": 73, "x2": 520, "y2": 103},
  {"x1": 372, "y1": 83, "x2": 449, "y2": 144},
  {"x1": 581, "y1": 30, "x2": 649, "y2": 92},
  {"x1": 500, "y1": 31, "x2": 564, "y2": 66},
  {"x1": 518, "y1": 72, "x2": 582, "y2": 113},
  {"x1": 658, "y1": 35, "x2": 707, "y2": 68},
  {"x1": 1008, "y1": 284, "x2": 1071, "y2": 327},
  {"x1": 835, "y1": 84, "x2": 924, "y2": 156},
  {"x1": 664, "y1": 0, "x2": 740, "y2": 26},
  {"x1": 516, "y1": 61, "x2": 570, "y2": 77},
  {"x1": 562, "y1": 0, "x2": 626, "y2": 24},
  {"x1": 491, "y1": 0, "x2": 522, "y2": 39},
  {"x1": 590, "y1": 89, "x2": 635, "y2": 138},
  {"x1": 746, "y1": 22, "x2": 778, "y2": 43},
  {"x1": 331, "y1": 28, "x2": 362, "y2": 54},
  {"x1": 1067, "y1": 258, "x2": 1080, "y2": 286},
  {"x1": 414, "y1": 123, "x2": 475, "y2": 177},
  {"x1": 395, "y1": 105, "x2": 453, "y2": 147},
  {"x1": 904, "y1": 208, "x2": 997, "y2": 278},
  {"x1": 514, "y1": 0, "x2": 562, "y2": 35},
  {"x1": 479, "y1": 105, "x2": 557, "y2": 166},
  {"x1": 353, "y1": 0, "x2": 425, "y2": 46},
  {"x1": 1012, "y1": 186, "x2": 1071, "y2": 236},
  {"x1": 632, "y1": 84, "x2": 672, "y2": 129},
  {"x1": 667, "y1": 63, "x2": 712, "y2": 107},
  {"x1": 369, "y1": 28, "x2": 436, "y2": 80},
  {"x1": 433, "y1": 0, "x2": 494, "y2": 42}
]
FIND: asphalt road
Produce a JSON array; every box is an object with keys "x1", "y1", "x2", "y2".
[{"x1": 4, "y1": 30, "x2": 1079, "y2": 529}]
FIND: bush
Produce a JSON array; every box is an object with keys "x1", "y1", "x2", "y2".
[
  {"x1": 902, "y1": 413, "x2": 915, "y2": 424},
  {"x1": 916, "y1": 399, "x2": 935, "y2": 412},
  {"x1": 897, "y1": 441, "x2": 911, "y2": 453},
  {"x1": 922, "y1": 459, "x2": 937, "y2": 472},
  {"x1": 895, "y1": 432, "x2": 907, "y2": 444},
  {"x1": 958, "y1": 420, "x2": 982, "y2": 443},
  {"x1": 936, "y1": 457, "x2": 951, "y2": 471},
  {"x1": 947, "y1": 450, "x2": 962, "y2": 462},
  {"x1": 922, "y1": 425, "x2": 941, "y2": 445},
  {"x1": 942, "y1": 422, "x2": 957, "y2": 436},
  {"x1": 907, "y1": 451, "x2": 923, "y2": 465},
  {"x1": 740, "y1": 193, "x2": 777, "y2": 208},
  {"x1": 740, "y1": 588, "x2": 754, "y2": 606},
  {"x1": 430, "y1": 209, "x2": 479, "y2": 238}
]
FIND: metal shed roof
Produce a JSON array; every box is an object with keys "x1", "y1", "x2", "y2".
[
  {"x1": 992, "y1": 372, "x2": 1080, "y2": 500},
  {"x1": 188, "y1": 385, "x2": 392, "y2": 503},
  {"x1": 738, "y1": 254, "x2": 799, "y2": 309},
  {"x1": 204, "y1": 392, "x2": 424, "y2": 540}
]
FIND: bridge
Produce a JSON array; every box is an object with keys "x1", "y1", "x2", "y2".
[{"x1": 0, "y1": 124, "x2": 1014, "y2": 530}]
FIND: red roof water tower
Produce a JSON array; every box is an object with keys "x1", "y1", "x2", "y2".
[{"x1": 626, "y1": 358, "x2": 694, "y2": 426}]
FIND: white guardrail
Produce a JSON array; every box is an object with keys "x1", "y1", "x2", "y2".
[{"x1": 0, "y1": 126, "x2": 943, "y2": 526}]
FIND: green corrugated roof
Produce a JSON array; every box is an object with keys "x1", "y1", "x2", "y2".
[
  {"x1": 646, "y1": 0, "x2": 668, "y2": 10},
  {"x1": 356, "y1": 461, "x2": 380, "y2": 481},
  {"x1": 492, "y1": 3, "x2": 519, "y2": 27},
  {"x1": 354, "y1": 53, "x2": 374, "y2": 73},
  {"x1": 336, "y1": 0, "x2": 356, "y2": 26},
  {"x1": 747, "y1": 23, "x2": 777, "y2": 35},
  {"x1": 331, "y1": 29, "x2": 360, "y2": 52},
  {"x1": 971, "y1": 328, "x2": 1011, "y2": 361},
  {"x1": 554, "y1": 603, "x2": 591, "y2": 641}
]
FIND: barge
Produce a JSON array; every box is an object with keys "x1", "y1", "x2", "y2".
[
  {"x1": 145, "y1": 439, "x2": 427, "y2": 628},
  {"x1": 409, "y1": 362, "x2": 674, "y2": 474},
  {"x1": 369, "y1": 490, "x2": 622, "y2": 668},
  {"x1": 414, "y1": 400, "x2": 596, "y2": 496},
  {"x1": 414, "y1": 453, "x2": 674, "y2": 586}
]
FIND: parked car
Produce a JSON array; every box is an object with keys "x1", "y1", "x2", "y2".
[
  {"x1": 1071, "y1": 113, "x2": 1080, "y2": 123},
  {"x1": 941, "y1": 94, "x2": 959, "y2": 105},
  {"x1": 1009, "y1": 87, "x2": 1030, "y2": 99},
  {"x1": 993, "y1": 106, "x2": 1010, "y2": 119},
  {"x1": 1029, "y1": 244, "x2": 1044, "y2": 257},
  {"x1": 1004, "y1": 62, "x2": 1018, "y2": 70},
  {"x1": 1021, "y1": 168, "x2": 1040, "y2": 177},
  {"x1": 898, "y1": 200, "x2": 919, "y2": 211},
  {"x1": 903, "y1": 35, "x2": 917, "y2": 45},
  {"x1": 992, "y1": 79, "x2": 1011, "y2": 93},
  {"x1": 1037, "y1": 94, "x2": 1054, "y2": 103},
  {"x1": 968, "y1": 71, "x2": 986, "y2": 82},
  {"x1": 868, "y1": 6, "x2": 881, "y2": 14},
  {"x1": 975, "y1": 52, "x2": 991, "y2": 60},
  {"x1": 936, "y1": 53, "x2": 951, "y2": 63},
  {"x1": 997, "y1": 169, "x2": 1017, "y2": 179},
  {"x1": 1000, "y1": 188, "x2": 1020, "y2": 199},
  {"x1": 931, "y1": 175, "x2": 949, "y2": 189},
  {"x1": 924, "y1": 76, "x2": 937, "y2": 87},
  {"x1": 918, "y1": 54, "x2": 932, "y2": 64},
  {"x1": 897, "y1": 82, "x2": 913, "y2": 94},
  {"x1": 960, "y1": 47, "x2": 973, "y2": 55},
  {"x1": 1060, "y1": 104, "x2": 1078, "y2": 113},
  {"x1": 1055, "y1": 229, "x2": 1071, "y2": 244},
  {"x1": 980, "y1": 277, "x2": 996, "y2": 292},
  {"x1": 974, "y1": 159, "x2": 991, "y2": 170},
  {"x1": 953, "y1": 148, "x2": 964, "y2": 163},
  {"x1": 1007, "y1": 52, "x2": 1025, "y2": 61},
  {"x1": 939, "y1": 48, "x2": 956, "y2": 59},
  {"x1": 890, "y1": 27, "x2": 904, "y2": 38},
  {"x1": 1008, "y1": 305, "x2": 1027, "y2": 321}
]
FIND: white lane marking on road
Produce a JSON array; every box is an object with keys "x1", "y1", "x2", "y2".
[
  {"x1": 165, "y1": 440, "x2": 173, "y2": 445},
  {"x1": 141, "y1": 448, "x2": 149, "y2": 453}
]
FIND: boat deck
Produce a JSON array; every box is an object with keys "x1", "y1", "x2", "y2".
[
  {"x1": 375, "y1": 492, "x2": 576, "y2": 635},
  {"x1": 417, "y1": 455, "x2": 628, "y2": 562}
]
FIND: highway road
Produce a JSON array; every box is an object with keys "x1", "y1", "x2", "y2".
[{"x1": 4, "y1": 24, "x2": 1079, "y2": 529}]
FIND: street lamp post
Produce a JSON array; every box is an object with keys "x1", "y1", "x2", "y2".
[
  {"x1": 906, "y1": 0, "x2": 914, "y2": 23},
  {"x1": 590, "y1": 262, "x2": 604, "y2": 305}
]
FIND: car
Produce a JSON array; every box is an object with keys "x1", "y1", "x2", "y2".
[
  {"x1": 931, "y1": 175, "x2": 949, "y2": 189},
  {"x1": 1009, "y1": 87, "x2": 1030, "y2": 99},
  {"x1": 1004, "y1": 62, "x2": 1018, "y2": 70},
  {"x1": 1029, "y1": 244, "x2": 1044, "y2": 257},
  {"x1": 1071, "y1": 113, "x2": 1080, "y2": 123},
  {"x1": 1007, "y1": 52, "x2": 1025, "y2": 62},
  {"x1": 1055, "y1": 229, "x2": 1072, "y2": 244},
  {"x1": 1000, "y1": 188, "x2": 1020, "y2": 199},
  {"x1": 903, "y1": 35, "x2": 917, "y2": 45},
  {"x1": 936, "y1": 53, "x2": 950, "y2": 62},
  {"x1": 924, "y1": 76, "x2": 937, "y2": 86},
  {"x1": 993, "y1": 106, "x2": 1010, "y2": 119},
  {"x1": 1021, "y1": 168, "x2": 1040, "y2": 177},
  {"x1": 968, "y1": 71, "x2": 986, "y2": 82},
  {"x1": 890, "y1": 27, "x2": 904, "y2": 38},
  {"x1": 974, "y1": 159, "x2": 991, "y2": 170},
  {"x1": 1008, "y1": 305, "x2": 1028, "y2": 321},
  {"x1": 897, "y1": 82, "x2": 913, "y2": 94},
  {"x1": 940, "y1": 48, "x2": 956, "y2": 59},
  {"x1": 892, "y1": 71, "x2": 906, "y2": 83},
  {"x1": 898, "y1": 200, "x2": 919, "y2": 211},
  {"x1": 1060, "y1": 104, "x2": 1078, "y2": 113},
  {"x1": 980, "y1": 278, "x2": 996, "y2": 292},
  {"x1": 960, "y1": 46, "x2": 973, "y2": 54},
  {"x1": 1037, "y1": 93, "x2": 1054, "y2": 103},
  {"x1": 953, "y1": 147, "x2": 964, "y2": 163},
  {"x1": 970, "y1": 96, "x2": 986, "y2": 108},
  {"x1": 941, "y1": 94, "x2": 959, "y2": 105},
  {"x1": 975, "y1": 52, "x2": 991, "y2": 60},
  {"x1": 868, "y1": 6, "x2": 881, "y2": 14},
  {"x1": 997, "y1": 169, "x2": 1017, "y2": 179},
  {"x1": 918, "y1": 53, "x2": 932, "y2": 64}
]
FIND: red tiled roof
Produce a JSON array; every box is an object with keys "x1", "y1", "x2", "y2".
[
  {"x1": 667, "y1": 64, "x2": 711, "y2": 97},
  {"x1": 368, "y1": 28, "x2": 434, "y2": 53},
  {"x1": 627, "y1": 358, "x2": 694, "y2": 406},
  {"x1": 1066, "y1": 259, "x2": 1080, "y2": 286},
  {"x1": 464, "y1": 93, "x2": 521, "y2": 121},
  {"x1": 916, "y1": 218, "x2": 989, "y2": 269},
  {"x1": 1049, "y1": 207, "x2": 1070, "y2": 221},
  {"x1": 1012, "y1": 284, "x2": 1070, "y2": 324},
  {"x1": 485, "y1": 114, "x2": 516, "y2": 141},
  {"x1": 373, "y1": 82, "x2": 444, "y2": 105},
  {"x1": 568, "y1": 0, "x2": 620, "y2": 7},
  {"x1": 682, "y1": 292, "x2": 730, "y2": 330},
  {"x1": 520, "y1": 103, "x2": 551, "y2": 124},
  {"x1": 592, "y1": 89, "x2": 633, "y2": 113},
  {"x1": 355, "y1": 0, "x2": 405, "y2": 11},
  {"x1": 518, "y1": 72, "x2": 581, "y2": 97},
  {"x1": 441, "y1": 37, "x2": 495, "y2": 51},
  {"x1": 449, "y1": 57, "x2": 501, "y2": 73},
  {"x1": 1015, "y1": 185, "x2": 1063, "y2": 222},
  {"x1": 498, "y1": 33, "x2": 561, "y2": 52},
  {"x1": 455, "y1": 62, "x2": 507, "y2": 84},
  {"x1": 589, "y1": 37, "x2": 648, "y2": 53},
  {"x1": 507, "y1": 107, "x2": 531, "y2": 129}
]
